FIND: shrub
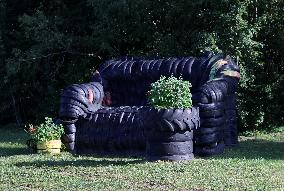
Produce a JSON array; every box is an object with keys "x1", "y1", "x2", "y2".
[
  {"x1": 27, "y1": 117, "x2": 64, "y2": 142},
  {"x1": 148, "y1": 76, "x2": 192, "y2": 109}
]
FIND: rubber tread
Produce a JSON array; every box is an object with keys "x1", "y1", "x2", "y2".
[
  {"x1": 142, "y1": 107, "x2": 200, "y2": 132},
  {"x1": 194, "y1": 141, "x2": 225, "y2": 156},
  {"x1": 146, "y1": 141, "x2": 193, "y2": 156}
]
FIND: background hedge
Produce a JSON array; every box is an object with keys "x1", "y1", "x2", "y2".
[{"x1": 0, "y1": 0, "x2": 283, "y2": 131}]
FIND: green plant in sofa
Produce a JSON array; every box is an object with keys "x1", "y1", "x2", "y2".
[{"x1": 148, "y1": 76, "x2": 192, "y2": 109}]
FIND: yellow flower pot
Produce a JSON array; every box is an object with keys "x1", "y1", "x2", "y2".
[{"x1": 37, "y1": 140, "x2": 62, "y2": 154}]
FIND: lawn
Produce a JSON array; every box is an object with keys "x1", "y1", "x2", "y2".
[{"x1": 0, "y1": 126, "x2": 283, "y2": 191}]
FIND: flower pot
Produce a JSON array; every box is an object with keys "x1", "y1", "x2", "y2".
[
  {"x1": 37, "y1": 140, "x2": 62, "y2": 154},
  {"x1": 141, "y1": 107, "x2": 199, "y2": 161}
]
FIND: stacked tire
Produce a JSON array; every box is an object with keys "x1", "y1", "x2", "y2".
[
  {"x1": 75, "y1": 106, "x2": 146, "y2": 156},
  {"x1": 224, "y1": 94, "x2": 239, "y2": 147},
  {"x1": 105, "y1": 79, "x2": 151, "y2": 106},
  {"x1": 142, "y1": 107, "x2": 200, "y2": 161},
  {"x1": 59, "y1": 82, "x2": 104, "y2": 119},
  {"x1": 59, "y1": 82, "x2": 104, "y2": 152},
  {"x1": 99, "y1": 57, "x2": 204, "y2": 103},
  {"x1": 58, "y1": 53, "x2": 241, "y2": 159},
  {"x1": 194, "y1": 102, "x2": 226, "y2": 156},
  {"x1": 60, "y1": 120, "x2": 77, "y2": 152}
]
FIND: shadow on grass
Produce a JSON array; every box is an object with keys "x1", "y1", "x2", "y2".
[
  {"x1": 16, "y1": 158, "x2": 145, "y2": 168},
  {"x1": 0, "y1": 127, "x2": 28, "y2": 144},
  {"x1": 0, "y1": 147, "x2": 32, "y2": 157},
  {"x1": 0, "y1": 127, "x2": 31, "y2": 157},
  {"x1": 1, "y1": 127, "x2": 283, "y2": 161},
  {"x1": 215, "y1": 139, "x2": 284, "y2": 160}
]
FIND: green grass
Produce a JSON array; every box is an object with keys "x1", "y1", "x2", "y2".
[{"x1": 0, "y1": 126, "x2": 283, "y2": 191}]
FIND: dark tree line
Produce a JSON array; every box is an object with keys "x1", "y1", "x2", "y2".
[{"x1": 0, "y1": 0, "x2": 283, "y2": 131}]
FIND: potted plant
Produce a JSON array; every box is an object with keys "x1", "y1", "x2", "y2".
[
  {"x1": 26, "y1": 117, "x2": 64, "y2": 154},
  {"x1": 143, "y1": 76, "x2": 200, "y2": 161}
]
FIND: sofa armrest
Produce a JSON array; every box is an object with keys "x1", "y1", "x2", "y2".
[
  {"x1": 59, "y1": 82, "x2": 104, "y2": 121},
  {"x1": 59, "y1": 81, "x2": 104, "y2": 152},
  {"x1": 193, "y1": 77, "x2": 239, "y2": 104}
]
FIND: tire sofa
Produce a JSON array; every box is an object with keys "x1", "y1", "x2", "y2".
[{"x1": 59, "y1": 52, "x2": 240, "y2": 160}]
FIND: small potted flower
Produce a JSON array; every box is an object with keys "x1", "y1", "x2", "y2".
[
  {"x1": 143, "y1": 76, "x2": 200, "y2": 161},
  {"x1": 26, "y1": 117, "x2": 64, "y2": 154}
]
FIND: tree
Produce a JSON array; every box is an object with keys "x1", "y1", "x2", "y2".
[{"x1": 0, "y1": 0, "x2": 283, "y2": 131}]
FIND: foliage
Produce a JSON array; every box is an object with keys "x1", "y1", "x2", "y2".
[
  {"x1": 0, "y1": 126, "x2": 284, "y2": 190},
  {"x1": 148, "y1": 76, "x2": 192, "y2": 109},
  {"x1": 27, "y1": 117, "x2": 64, "y2": 142},
  {"x1": 0, "y1": 0, "x2": 283, "y2": 131}
]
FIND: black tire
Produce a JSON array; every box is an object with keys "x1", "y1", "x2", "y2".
[
  {"x1": 147, "y1": 130, "x2": 193, "y2": 142},
  {"x1": 121, "y1": 60, "x2": 130, "y2": 77},
  {"x1": 146, "y1": 140, "x2": 193, "y2": 156},
  {"x1": 200, "y1": 109, "x2": 224, "y2": 118},
  {"x1": 60, "y1": 83, "x2": 103, "y2": 117},
  {"x1": 225, "y1": 98, "x2": 236, "y2": 107},
  {"x1": 197, "y1": 102, "x2": 225, "y2": 111},
  {"x1": 152, "y1": 59, "x2": 163, "y2": 79},
  {"x1": 170, "y1": 59, "x2": 180, "y2": 76},
  {"x1": 61, "y1": 92, "x2": 90, "y2": 108},
  {"x1": 88, "y1": 83, "x2": 104, "y2": 105},
  {"x1": 218, "y1": 63, "x2": 240, "y2": 72},
  {"x1": 194, "y1": 132, "x2": 223, "y2": 145},
  {"x1": 59, "y1": 109, "x2": 84, "y2": 119},
  {"x1": 226, "y1": 119, "x2": 237, "y2": 125},
  {"x1": 123, "y1": 60, "x2": 132, "y2": 78},
  {"x1": 136, "y1": 60, "x2": 146, "y2": 77},
  {"x1": 148, "y1": 60, "x2": 157, "y2": 77},
  {"x1": 146, "y1": 153, "x2": 194, "y2": 161},
  {"x1": 59, "y1": 101, "x2": 87, "y2": 113},
  {"x1": 65, "y1": 84, "x2": 86, "y2": 95},
  {"x1": 64, "y1": 54, "x2": 242, "y2": 157},
  {"x1": 225, "y1": 78, "x2": 239, "y2": 93},
  {"x1": 160, "y1": 109, "x2": 184, "y2": 121},
  {"x1": 64, "y1": 124, "x2": 76, "y2": 134},
  {"x1": 76, "y1": 105, "x2": 146, "y2": 154},
  {"x1": 100, "y1": 59, "x2": 120, "y2": 79},
  {"x1": 182, "y1": 58, "x2": 194, "y2": 81},
  {"x1": 189, "y1": 59, "x2": 200, "y2": 88},
  {"x1": 199, "y1": 82, "x2": 226, "y2": 103},
  {"x1": 151, "y1": 107, "x2": 199, "y2": 132},
  {"x1": 192, "y1": 92, "x2": 209, "y2": 104},
  {"x1": 59, "y1": 104, "x2": 86, "y2": 119},
  {"x1": 107, "y1": 60, "x2": 120, "y2": 78},
  {"x1": 224, "y1": 123, "x2": 239, "y2": 147},
  {"x1": 225, "y1": 109, "x2": 237, "y2": 117},
  {"x1": 98, "y1": 59, "x2": 113, "y2": 75},
  {"x1": 200, "y1": 116, "x2": 226, "y2": 127},
  {"x1": 61, "y1": 133, "x2": 76, "y2": 143},
  {"x1": 176, "y1": 57, "x2": 189, "y2": 77},
  {"x1": 142, "y1": 60, "x2": 152, "y2": 75},
  {"x1": 194, "y1": 126, "x2": 224, "y2": 135},
  {"x1": 194, "y1": 141, "x2": 225, "y2": 156},
  {"x1": 224, "y1": 135, "x2": 239, "y2": 147},
  {"x1": 226, "y1": 115, "x2": 238, "y2": 122},
  {"x1": 160, "y1": 58, "x2": 173, "y2": 76},
  {"x1": 65, "y1": 142, "x2": 75, "y2": 151},
  {"x1": 112, "y1": 60, "x2": 126, "y2": 78}
]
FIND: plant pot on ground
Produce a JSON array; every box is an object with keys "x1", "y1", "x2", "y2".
[
  {"x1": 143, "y1": 76, "x2": 200, "y2": 161},
  {"x1": 26, "y1": 117, "x2": 64, "y2": 154}
]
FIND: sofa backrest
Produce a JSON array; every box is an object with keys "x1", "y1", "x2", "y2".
[{"x1": 95, "y1": 53, "x2": 239, "y2": 107}]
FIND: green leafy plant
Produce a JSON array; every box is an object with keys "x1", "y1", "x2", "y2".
[
  {"x1": 26, "y1": 117, "x2": 64, "y2": 142},
  {"x1": 148, "y1": 76, "x2": 192, "y2": 109}
]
